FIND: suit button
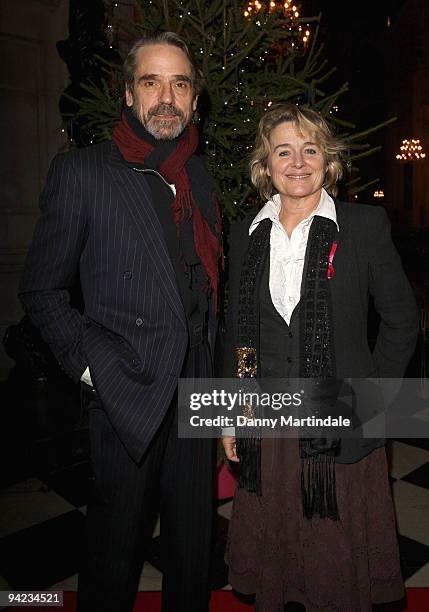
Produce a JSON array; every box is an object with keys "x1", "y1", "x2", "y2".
[
  {"x1": 287, "y1": 357, "x2": 292, "y2": 363},
  {"x1": 132, "y1": 358, "x2": 141, "y2": 368},
  {"x1": 135, "y1": 317, "x2": 143, "y2": 327},
  {"x1": 288, "y1": 332, "x2": 293, "y2": 338},
  {"x1": 124, "y1": 271, "x2": 132, "y2": 280}
]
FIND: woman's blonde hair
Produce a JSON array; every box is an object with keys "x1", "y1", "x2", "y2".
[{"x1": 250, "y1": 103, "x2": 346, "y2": 200}]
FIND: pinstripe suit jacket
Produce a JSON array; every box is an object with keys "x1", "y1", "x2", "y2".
[{"x1": 20, "y1": 141, "x2": 217, "y2": 463}]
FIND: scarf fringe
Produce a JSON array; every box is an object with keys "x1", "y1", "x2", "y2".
[
  {"x1": 236, "y1": 436, "x2": 262, "y2": 496},
  {"x1": 300, "y1": 446, "x2": 339, "y2": 521}
]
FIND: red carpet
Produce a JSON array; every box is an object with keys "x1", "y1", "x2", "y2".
[{"x1": 8, "y1": 589, "x2": 429, "y2": 611}]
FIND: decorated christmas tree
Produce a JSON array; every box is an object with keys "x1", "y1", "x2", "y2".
[{"x1": 64, "y1": 0, "x2": 394, "y2": 218}]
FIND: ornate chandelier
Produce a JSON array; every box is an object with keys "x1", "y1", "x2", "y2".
[{"x1": 395, "y1": 139, "x2": 426, "y2": 161}]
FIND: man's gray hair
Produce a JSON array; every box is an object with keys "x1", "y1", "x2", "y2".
[{"x1": 123, "y1": 31, "x2": 205, "y2": 95}]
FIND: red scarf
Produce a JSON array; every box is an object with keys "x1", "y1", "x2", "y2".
[{"x1": 112, "y1": 112, "x2": 223, "y2": 310}]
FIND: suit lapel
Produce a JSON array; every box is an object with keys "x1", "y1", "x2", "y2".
[
  {"x1": 299, "y1": 201, "x2": 354, "y2": 311},
  {"x1": 328, "y1": 201, "x2": 354, "y2": 306},
  {"x1": 106, "y1": 142, "x2": 187, "y2": 330}
]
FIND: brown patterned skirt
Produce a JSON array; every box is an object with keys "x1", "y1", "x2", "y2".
[{"x1": 226, "y1": 439, "x2": 404, "y2": 611}]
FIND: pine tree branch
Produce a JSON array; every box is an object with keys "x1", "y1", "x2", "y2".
[
  {"x1": 347, "y1": 117, "x2": 397, "y2": 142},
  {"x1": 347, "y1": 178, "x2": 380, "y2": 193},
  {"x1": 350, "y1": 146, "x2": 382, "y2": 161}
]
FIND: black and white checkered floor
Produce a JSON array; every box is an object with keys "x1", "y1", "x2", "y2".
[{"x1": 0, "y1": 431, "x2": 429, "y2": 597}]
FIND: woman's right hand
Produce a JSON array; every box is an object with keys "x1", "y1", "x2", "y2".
[{"x1": 222, "y1": 436, "x2": 240, "y2": 462}]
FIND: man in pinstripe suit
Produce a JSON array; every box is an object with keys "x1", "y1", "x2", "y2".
[{"x1": 19, "y1": 31, "x2": 222, "y2": 612}]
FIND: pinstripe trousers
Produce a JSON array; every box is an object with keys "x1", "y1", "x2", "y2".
[{"x1": 77, "y1": 390, "x2": 215, "y2": 612}]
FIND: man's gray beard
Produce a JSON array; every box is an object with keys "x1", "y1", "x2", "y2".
[
  {"x1": 145, "y1": 116, "x2": 186, "y2": 140},
  {"x1": 132, "y1": 104, "x2": 187, "y2": 140}
]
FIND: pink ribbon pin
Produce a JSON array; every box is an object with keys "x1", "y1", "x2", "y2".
[{"x1": 327, "y1": 241, "x2": 338, "y2": 280}]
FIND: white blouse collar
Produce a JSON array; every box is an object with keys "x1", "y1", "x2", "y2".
[{"x1": 249, "y1": 188, "x2": 339, "y2": 235}]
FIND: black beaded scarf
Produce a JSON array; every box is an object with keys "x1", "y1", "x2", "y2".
[{"x1": 235, "y1": 216, "x2": 341, "y2": 521}]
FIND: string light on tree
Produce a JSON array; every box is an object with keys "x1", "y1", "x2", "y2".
[
  {"x1": 103, "y1": 0, "x2": 120, "y2": 48},
  {"x1": 244, "y1": 1, "x2": 311, "y2": 53},
  {"x1": 395, "y1": 139, "x2": 426, "y2": 161}
]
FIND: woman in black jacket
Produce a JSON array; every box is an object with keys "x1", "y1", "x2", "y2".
[{"x1": 221, "y1": 103, "x2": 418, "y2": 611}]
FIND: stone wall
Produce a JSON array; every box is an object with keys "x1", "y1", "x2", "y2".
[{"x1": 0, "y1": 0, "x2": 69, "y2": 378}]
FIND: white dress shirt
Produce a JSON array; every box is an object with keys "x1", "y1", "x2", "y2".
[
  {"x1": 81, "y1": 366, "x2": 93, "y2": 386},
  {"x1": 249, "y1": 188, "x2": 339, "y2": 325}
]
